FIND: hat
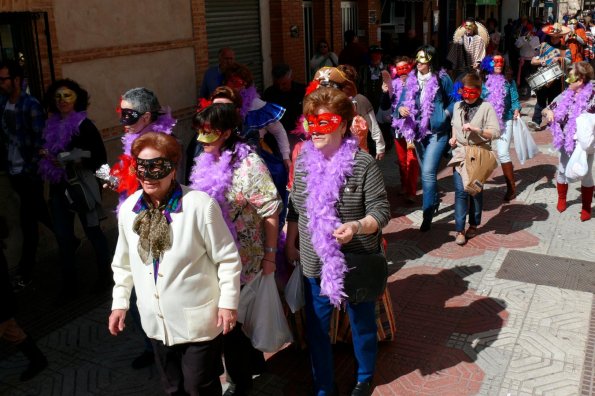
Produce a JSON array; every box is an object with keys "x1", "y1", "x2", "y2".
[
  {"x1": 543, "y1": 23, "x2": 571, "y2": 37},
  {"x1": 369, "y1": 45, "x2": 383, "y2": 53},
  {"x1": 307, "y1": 66, "x2": 357, "y2": 96}
]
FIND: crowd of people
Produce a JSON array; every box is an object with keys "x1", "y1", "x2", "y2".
[{"x1": 1, "y1": 10, "x2": 595, "y2": 396}]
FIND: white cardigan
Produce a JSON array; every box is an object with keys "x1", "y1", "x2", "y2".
[{"x1": 111, "y1": 186, "x2": 241, "y2": 346}]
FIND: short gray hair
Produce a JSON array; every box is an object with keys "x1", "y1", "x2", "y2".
[{"x1": 121, "y1": 87, "x2": 160, "y2": 114}]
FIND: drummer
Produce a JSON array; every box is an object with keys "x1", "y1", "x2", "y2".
[{"x1": 528, "y1": 23, "x2": 572, "y2": 131}]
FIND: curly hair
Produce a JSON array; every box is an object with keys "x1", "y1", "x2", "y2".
[
  {"x1": 303, "y1": 87, "x2": 355, "y2": 124},
  {"x1": 210, "y1": 85, "x2": 242, "y2": 109},
  {"x1": 45, "y1": 79, "x2": 90, "y2": 113},
  {"x1": 131, "y1": 132, "x2": 182, "y2": 165},
  {"x1": 223, "y1": 63, "x2": 254, "y2": 88}
]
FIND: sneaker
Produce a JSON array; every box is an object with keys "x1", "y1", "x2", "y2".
[
  {"x1": 466, "y1": 226, "x2": 478, "y2": 239},
  {"x1": 527, "y1": 121, "x2": 539, "y2": 130},
  {"x1": 455, "y1": 232, "x2": 467, "y2": 245}
]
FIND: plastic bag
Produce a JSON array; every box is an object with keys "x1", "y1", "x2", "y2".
[
  {"x1": 284, "y1": 261, "x2": 304, "y2": 313},
  {"x1": 237, "y1": 273, "x2": 262, "y2": 325},
  {"x1": 242, "y1": 272, "x2": 293, "y2": 353},
  {"x1": 566, "y1": 145, "x2": 588, "y2": 181},
  {"x1": 512, "y1": 118, "x2": 539, "y2": 165}
]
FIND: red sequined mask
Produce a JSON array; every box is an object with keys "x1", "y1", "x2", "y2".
[
  {"x1": 462, "y1": 87, "x2": 481, "y2": 100},
  {"x1": 306, "y1": 113, "x2": 343, "y2": 135},
  {"x1": 493, "y1": 57, "x2": 505, "y2": 68},
  {"x1": 396, "y1": 63, "x2": 413, "y2": 76}
]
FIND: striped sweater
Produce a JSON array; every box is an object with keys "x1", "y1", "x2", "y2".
[{"x1": 287, "y1": 149, "x2": 391, "y2": 278}]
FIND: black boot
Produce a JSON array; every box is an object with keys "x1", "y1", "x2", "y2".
[
  {"x1": 17, "y1": 336, "x2": 48, "y2": 381},
  {"x1": 351, "y1": 381, "x2": 373, "y2": 396}
]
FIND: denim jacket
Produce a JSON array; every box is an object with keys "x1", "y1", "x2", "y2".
[
  {"x1": 395, "y1": 72, "x2": 455, "y2": 135},
  {"x1": 0, "y1": 92, "x2": 45, "y2": 174}
]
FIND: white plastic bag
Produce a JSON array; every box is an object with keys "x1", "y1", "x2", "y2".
[
  {"x1": 237, "y1": 272, "x2": 262, "y2": 325},
  {"x1": 566, "y1": 145, "x2": 588, "y2": 181},
  {"x1": 284, "y1": 261, "x2": 305, "y2": 313},
  {"x1": 242, "y1": 272, "x2": 293, "y2": 353},
  {"x1": 512, "y1": 118, "x2": 539, "y2": 165}
]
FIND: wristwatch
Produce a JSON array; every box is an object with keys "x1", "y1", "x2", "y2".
[{"x1": 264, "y1": 247, "x2": 277, "y2": 254}]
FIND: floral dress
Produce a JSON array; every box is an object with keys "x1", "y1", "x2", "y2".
[{"x1": 226, "y1": 152, "x2": 281, "y2": 284}]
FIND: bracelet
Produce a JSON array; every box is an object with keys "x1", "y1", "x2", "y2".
[
  {"x1": 264, "y1": 247, "x2": 277, "y2": 254},
  {"x1": 354, "y1": 220, "x2": 363, "y2": 235}
]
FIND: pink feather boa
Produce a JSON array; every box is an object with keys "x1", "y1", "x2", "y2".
[
  {"x1": 299, "y1": 137, "x2": 359, "y2": 307},
  {"x1": 38, "y1": 111, "x2": 87, "y2": 183},
  {"x1": 393, "y1": 70, "x2": 446, "y2": 141},
  {"x1": 485, "y1": 74, "x2": 506, "y2": 131},
  {"x1": 188, "y1": 142, "x2": 252, "y2": 247},
  {"x1": 549, "y1": 81, "x2": 594, "y2": 154},
  {"x1": 121, "y1": 108, "x2": 176, "y2": 155}
]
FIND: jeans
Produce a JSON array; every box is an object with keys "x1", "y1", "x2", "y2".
[
  {"x1": 8, "y1": 173, "x2": 53, "y2": 280},
  {"x1": 49, "y1": 185, "x2": 110, "y2": 287},
  {"x1": 303, "y1": 277, "x2": 377, "y2": 395},
  {"x1": 414, "y1": 132, "x2": 449, "y2": 219},
  {"x1": 453, "y1": 169, "x2": 483, "y2": 232},
  {"x1": 495, "y1": 120, "x2": 513, "y2": 164}
]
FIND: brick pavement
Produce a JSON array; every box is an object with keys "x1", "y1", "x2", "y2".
[{"x1": 1, "y1": 97, "x2": 595, "y2": 395}]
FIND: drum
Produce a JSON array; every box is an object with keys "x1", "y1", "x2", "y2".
[{"x1": 527, "y1": 63, "x2": 564, "y2": 91}]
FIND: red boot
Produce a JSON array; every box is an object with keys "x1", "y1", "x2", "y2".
[
  {"x1": 581, "y1": 186, "x2": 594, "y2": 221},
  {"x1": 557, "y1": 183, "x2": 568, "y2": 213}
]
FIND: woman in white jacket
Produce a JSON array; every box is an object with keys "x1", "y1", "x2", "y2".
[{"x1": 108, "y1": 132, "x2": 241, "y2": 395}]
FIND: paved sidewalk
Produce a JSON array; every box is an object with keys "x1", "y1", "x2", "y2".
[{"x1": 2, "y1": 98, "x2": 595, "y2": 395}]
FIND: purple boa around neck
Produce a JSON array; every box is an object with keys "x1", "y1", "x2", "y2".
[
  {"x1": 550, "y1": 81, "x2": 593, "y2": 154},
  {"x1": 299, "y1": 137, "x2": 359, "y2": 307},
  {"x1": 392, "y1": 70, "x2": 419, "y2": 142},
  {"x1": 38, "y1": 111, "x2": 87, "y2": 183},
  {"x1": 485, "y1": 73, "x2": 506, "y2": 131},
  {"x1": 189, "y1": 142, "x2": 252, "y2": 247},
  {"x1": 393, "y1": 70, "x2": 446, "y2": 142},
  {"x1": 239, "y1": 86, "x2": 259, "y2": 118},
  {"x1": 121, "y1": 108, "x2": 176, "y2": 155}
]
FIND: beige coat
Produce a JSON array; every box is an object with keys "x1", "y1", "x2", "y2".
[
  {"x1": 111, "y1": 186, "x2": 241, "y2": 346},
  {"x1": 449, "y1": 100, "x2": 501, "y2": 166}
]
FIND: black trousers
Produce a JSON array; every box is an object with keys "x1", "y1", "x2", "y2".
[
  {"x1": 151, "y1": 336, "x2": 224, "y2": 396},
  {"x1": 533, "y1": 79, "x2": 563, "y2": 125},
  {"x1": 223, "y1": 323, "x2": 264, "y2": 393},
  {"x1": 8, "y1": 173, "x2": 52, "y2": 280}
]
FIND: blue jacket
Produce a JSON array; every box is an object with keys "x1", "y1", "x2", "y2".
[
  {"x1": 395, "y1": 72, "x2": 455, "y2": 135},
  {"x1": 502, "y1": 80, "x2": 521, "y2": 121}
]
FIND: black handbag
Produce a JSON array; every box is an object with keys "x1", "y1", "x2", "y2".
[{"x1": 343, "y1": 251, "x2": 388, "y2": 304}]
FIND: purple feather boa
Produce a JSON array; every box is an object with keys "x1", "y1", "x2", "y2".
[
  {"x1": 393, "y1": 70, "x2": 446, "y2": 141},
  {"x1": 299, "y1": 137, "x2": 359, "y2": 307},
  {"x1": 121, "y1": 108, "x2": 176, "y2": 155},
  {"x1": 188, "y1": 142, "x2": 252, "y2": 247},
  {"x1": 38, "y1": 111, "x2": 87, "y2": 183},
  {"x1": 485, "y1": 74, "x2": 506, "y2": 131},
  {"x1": 549, "y1": 81, "x2": 594, "y2": 154},
  {"x1": 239, "y1": 86, "x2": 259, "y2": 119}
]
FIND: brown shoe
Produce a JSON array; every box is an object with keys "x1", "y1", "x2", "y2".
[
  {"x1": 455, "y1": 232, "x2": 467, "y2": 245},
  {"x1": 466, "y1": 226, "x2": 478, "y2": 239}
]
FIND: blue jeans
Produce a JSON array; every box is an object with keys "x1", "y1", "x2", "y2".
[
  {"x1": 453, "y1": 169, "x2": 483, "y2": 232},
  {"x1": 415, "y1": 132, "x2": 449, "y2": 219},
  {"x1": 303, "y1": 277, "x2": 377, "y2": 395}
]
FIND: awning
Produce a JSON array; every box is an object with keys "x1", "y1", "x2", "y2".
[{"x1": 476, "y1": 0, "x2": 497, "y2": 4}]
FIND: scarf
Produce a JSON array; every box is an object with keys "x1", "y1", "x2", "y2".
[
  {"x1": 550, "y1": 81, "x2": 594, "y2": 154},
  {"x1": 188, "y1": 142, "x2": 252, "y2": 245},
  {"x1": 299, "y1": 137, "x2": 359, "y2": 307},
  {"x1": 485, "y1": 74, "x2": 507, "y2": 131},
  {"x1": 38, "y1": 111, "x2": 87, "y2": 183},
  {"x1": 132, "y1": 183, "x2": 181, "y2": 262}
]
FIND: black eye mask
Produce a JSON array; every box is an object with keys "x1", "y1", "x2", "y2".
[
  {"x1": 120, "y1": 108, "x2": 143, "y2": 126},
  {"x1": 135, "y1": 157, "x2": 175, "y2": 180}
]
